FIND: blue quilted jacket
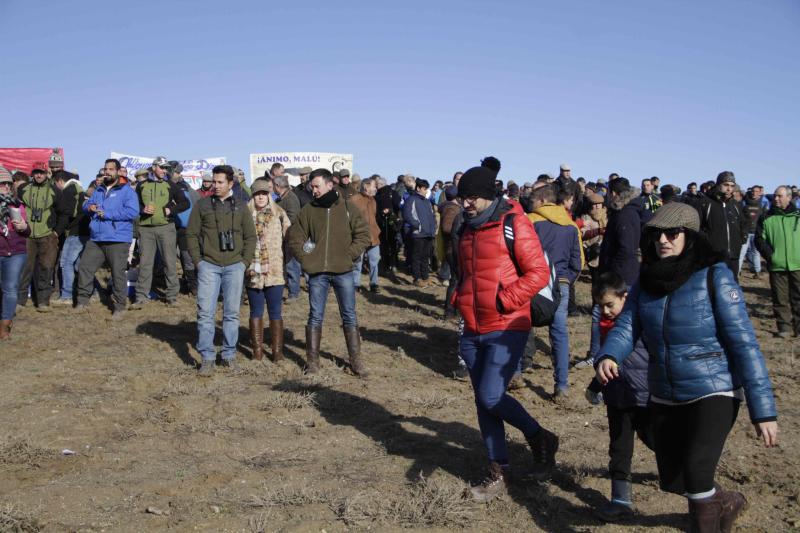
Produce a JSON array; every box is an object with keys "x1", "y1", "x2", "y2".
[{"x1": 599, "y1": 262, "x2": 777, "y2": 422}]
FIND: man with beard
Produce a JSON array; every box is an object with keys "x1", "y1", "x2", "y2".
[
  {"x1": 287, "y1": 168, "x2": 370, "y2": 376},
  {"x1": 698, "y1": 171, "x2": 748, "y2": 282},
  {"x1": 53, "y1": 170, "x2": 88, "y2": 305},
  {"x1": 75, "y1": 159, "x2": 139, "y2": 319},
  {"x1": 740, "y1": 185, "x2": 765, "y2": 279}
]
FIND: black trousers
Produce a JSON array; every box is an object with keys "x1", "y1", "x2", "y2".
[
  {"x1": 410, "y1": 237, "x2": 433, "y2": 281},
  {"x1": 650, "y1": 396, "x2": 739, "y2": 495},
  {"x1": 607, "y1": 405, "x2": 655, "y2": 481}
]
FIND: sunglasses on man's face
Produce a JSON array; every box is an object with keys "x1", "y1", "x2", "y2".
[{"x1": 648, "y1": 227, "x2": 684, "y2": 240}]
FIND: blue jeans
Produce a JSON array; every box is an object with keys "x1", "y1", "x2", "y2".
[
  {"x1": 352, "y1": 245, "x2": 381, "y2": 287},
  {"x1": 247, "y1": 285, "x2": 283, "y2": 320},
  {"x1": 196, "y1": 260, "x2": 245, "y2": 362},
  {"x1": 460, "y1": 330, "x2": 541, "y2": 463},
  {"x1": 307, "y1": 272, "x2": 357, "y2": 327},
  {"x1": 548, "y1": 282, "x2": 571, "y2": 391},
  {"x1": 59, "y1": 235, "x2": 87, "y2": 301},
  {"x1": 0, "y1": 253, "x2": 27, "y2": 321},
  {"x1": 285, "y1": 255, "x2": 302, "y2": 298},
  {"x1": 738, "y1": 233, "x2": 761, "y2": 274}
]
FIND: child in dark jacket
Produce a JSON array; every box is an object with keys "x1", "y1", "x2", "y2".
[{"x1": 587, "y1": 272, "x2": 654, "y2": 522}]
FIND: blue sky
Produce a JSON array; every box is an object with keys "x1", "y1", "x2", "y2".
[{"x1": 2, "y1": 0, "x2": 798, "y2": 191}]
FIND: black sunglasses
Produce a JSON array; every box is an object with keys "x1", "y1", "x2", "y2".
[{"x1": 647, "y1": 227, "x2": 684, "y2": 240}]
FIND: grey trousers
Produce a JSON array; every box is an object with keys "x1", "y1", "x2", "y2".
[
  {"x1": 770, "y1": 270, "x2": 800, "y2": 334},
  {"x1": 76, "y1": 240, "x2": 129, "y2": 311},
  {"x1": 136, "y1": 224, "x2": 179, "y2": 302}
]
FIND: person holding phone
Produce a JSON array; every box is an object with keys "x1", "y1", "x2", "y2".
[{"x1": 0, "y1": 166, "x2": 31, "y2": 339}]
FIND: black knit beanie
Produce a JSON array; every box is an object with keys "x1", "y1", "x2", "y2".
[{"x1": 458, "y1": 166, "x2": 497, "y2": 200}]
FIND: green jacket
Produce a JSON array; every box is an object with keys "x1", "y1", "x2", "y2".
[
  {"x1": 186, "y1": 194, "x2": 257, "y2": 268},
  {"x1": 20, "y1": 181, "x2": 60, "y2": 238},
  {"x1": 287, "y1": 191, "x2": 370, "y2": 275},
  {"x1": 136, "y1": 178, "x2": 189, "y2": 227},
  {"x1": 755, "y1": 203, "x2": 800, "y2": 272}
]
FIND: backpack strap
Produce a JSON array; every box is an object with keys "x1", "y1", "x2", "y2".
[
  {"x1": 503, "y1": 213, "x2": 522, "y2": 275},
  {"x1": 706, "y1": 265, "x2": 716, "y2": 311}
]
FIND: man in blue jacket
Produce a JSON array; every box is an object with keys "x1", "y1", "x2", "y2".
[
  {"x1": 75, "y1": 158, "x2": 140, "y2": 319},
  {"x1": 402, "y1": 178, "x2": 436, "y2": 287}
]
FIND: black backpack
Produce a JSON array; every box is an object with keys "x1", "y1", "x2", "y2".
[{"x1": 503, "y1": 214, "x2": 561, "y2": 327}]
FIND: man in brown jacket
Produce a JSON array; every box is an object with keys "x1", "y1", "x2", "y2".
[
  {"x1": 287, "y1": 168, "x2": 371, "y2": 376},
  {"x1": 350, "y1": 177, "x2": 381, "y2": 293}
]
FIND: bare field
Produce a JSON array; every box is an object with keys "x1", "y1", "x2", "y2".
[{"x1": 1, "y1": 271, "x2": 797, "y2": 532}]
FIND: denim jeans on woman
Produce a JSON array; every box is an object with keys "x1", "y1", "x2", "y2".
[
  {"x1": 196, "y1": 260, "x2": 245, "y2": 362},
  {"x1": 59, "y1": 235, "x2": 87, "y2": 301},
  {"x1": 247, "y1": 284, "x2": 283, "y2": 320},
  {"x1": 352, "y1": 245, "x2": 381, "y2": 288},
  {"x1": 0, "y1": 253, "x2": 27, "y2": 320},
  {"x1": 307, "y1": 272, "x2": 357, "y2": 327},
  {"x1": 460, "y1": 330, "x2": 542, "y2": 463},
  {"x1": 548, "y1": 282, "x2": 572, "y2": 392}
]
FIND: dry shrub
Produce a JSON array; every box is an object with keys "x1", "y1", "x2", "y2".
[
  {"x1": 0, "y1": 439, "x2": 57, "y2": 467},
  {"x1": 152, "y1": 377, "x2": 203, "y2": 400},
  {"x1": 404, "y1": 392, "x2": 455, "y2": 410},
  {"x1": 247, "y1": 511, "x2": 273, "y2": 533},
  {"x1": 0, "y1": 503, "x2": 43, "y2": 532},
  {"x1": 259, "y1": 391, "x2": 317, "y2": 411},
  {"x1": 248, "y1": 485, "x2": 332, "y2": 508},
  {"x1": 241, "y1": 453, "x2": 308, "y2": 470},
  {"x1": 337, "y1": 475, "x2": 476, "y2": 528}
]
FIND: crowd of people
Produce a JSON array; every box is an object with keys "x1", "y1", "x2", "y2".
[{"x1": 0, "y1": 152, "x2": 794, "y2": 532}]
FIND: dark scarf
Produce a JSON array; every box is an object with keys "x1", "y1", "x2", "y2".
[
  {"x1": 312, "y1": 188, "x2": 339, "y2": 208},
  {"x1": 639, "y1": 237, "x2": 721, "y2": 297},
  {"x1": 465, "y1": 198, "x2": 500, "y2": 229},
  {"x1": 0, "y1": 192, "x2": 20, "y2": 229}
]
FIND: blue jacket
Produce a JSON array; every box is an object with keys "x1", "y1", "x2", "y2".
[
  {"x1": 529, "y1": 205, "x2": 582, "y2": 284},
  {"x1": 599, "y1": 262, "x2": 777, "y2": 422},
  {"x1": 402, "y1": 192, "x2": 436, "y2": 238},
  {"x1": 599, "y1": 188, "x2": 651, "y2": 287},
  {"x1": 83, "y1": 182, "x2": 140, "y2": 243}
]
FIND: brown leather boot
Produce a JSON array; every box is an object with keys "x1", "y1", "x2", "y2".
[
  {"x1": 0, "y1": 320, "x2": 11, "y2": 340},
  {"x1": 269, "y1": 319, "x2": 284, "y2": 362},
  {"x1": 715, "y1": 486, "x2": 747, "y2": 533},
  {"x1": 688, "y1": 495, "x2": 722, "y2": 533},
  {"x1": 305, "y1": 326, "x2": 321, "y2": 373},
  {"x1": 249, "y1": 317, "x2": 264, "y2": 360},
  {"x1": 343, "y1": 325, "x2": 368, "y2": 378},
  {"x1": 469, "y1": 462, "x2": 509, "y2": 502}
]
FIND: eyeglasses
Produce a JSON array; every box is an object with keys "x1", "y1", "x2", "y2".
[
  {"x1": 648, "y1": 227, "x2": 684, "y2": 240},
  {"x1": 459, "y1": 196, "x2": 480, "y2": 205},
  {"x1": 158, "y1": 165, "x2": 170, "y2": 170}
]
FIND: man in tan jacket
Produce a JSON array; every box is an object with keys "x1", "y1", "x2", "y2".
[{"x1": 350, "y1": 177, "x2": 381, "y2": 293}]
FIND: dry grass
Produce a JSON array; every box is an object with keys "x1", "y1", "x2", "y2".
[
  {"x1": 259, "y1": 390, "x2": 317, "y2": 411},
  {"x1": 247, "y1": 485, "x2": 332, "y2": 508},
  {"x1": 0, "y1": 503, "x2": 42, "y2": 532},
  {"x1": 0, "y1": 439, "x2": 57, "y2": 467},
  {"x1": 247, "y1": 511, "x2": 274, "y2": 533},
  {"x1": 404, "y1": 391, "x2": 456, "y2": 410},
  {"x1": 336, "y1": 474, "x2": 477, "y2": 528}
]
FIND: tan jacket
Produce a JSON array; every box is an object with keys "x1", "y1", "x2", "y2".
[
  {"x1": 246, "y1": 198, "x2": 291, "y2": 289},
  {"x1": 350, "y1": 192, "x2": 380, "y2": 246}
]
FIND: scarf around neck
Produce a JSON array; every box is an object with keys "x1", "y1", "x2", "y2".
[
  {"x1": 465, "y1": 198, "x2": 500, "y2": 229},
  {"x1": 313, "y1": 188, "x2": 339, "y2": 208},
  {"x1": 639, "y1": 242, "x2": 720, "y2": 297}
]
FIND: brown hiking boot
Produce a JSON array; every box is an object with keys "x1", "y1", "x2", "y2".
[
  {"x1": 343, "y1": 325, "x2": 369, "y2": 378},
  {"x1": 249, "y1": 317, "x2": 264, "y2": 361},
  {"x1": 469, "y1": 462, "x2": 509, "y2": 502},
  {"x1": 507, "y1": 374, "x2": 525, "y2": 390},
  {"x1": 688, "y1": 495, "x2": 722, "y2": 533},
  {"x1": 269, "y1": 319, "x2": 284, "y2": 362},
  {"x1": 527, "y1": 427, "x2": 559, "y2": 480},
  {"x1": 0, "y1": 320, "x2": 12, "y2": 340},
  {"x1": 715, "y1": 486, "x2": 747, "y2": 533},
  {"x1": 305, "y1": 326, "x2": 321, "y2": 374}
]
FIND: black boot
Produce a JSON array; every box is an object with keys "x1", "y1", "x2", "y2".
[
  {"x1": 343, "y1": 325, "x2": 369, "y2": 378},
  {"x1": 595, "y1": 479, "x2": 634, "y2": 522}
]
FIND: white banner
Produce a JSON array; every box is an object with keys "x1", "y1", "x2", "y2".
[
  {"x1": 249, "y1": 152, "x2": 353, "y2": 187},
  {"x1": 110, "y1": 152, "x2": 227, "y2": 190}
]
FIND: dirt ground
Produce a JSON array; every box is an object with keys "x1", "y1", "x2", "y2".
[{"x1": 0, "y1": 269, "x2": 797, "y2": 532}]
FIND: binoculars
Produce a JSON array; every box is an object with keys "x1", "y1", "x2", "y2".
[{"x1": 218, "y1": 230, "x2": 235, "y2": 252}]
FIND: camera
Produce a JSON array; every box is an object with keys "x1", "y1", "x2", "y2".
[
  {"x1": 218, "y1": 230, "x2": 235, "y2": 252},
  {"x1": 30, "y1": 207, "x2": 43, "y2": 223}
]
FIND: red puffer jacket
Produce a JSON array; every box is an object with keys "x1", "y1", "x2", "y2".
[{"x1": 456, "y1": 200, "x2": 550, "y2": 334}]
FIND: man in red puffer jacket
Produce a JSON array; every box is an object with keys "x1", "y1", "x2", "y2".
[{"x1": 454, "y1": 166, "x2": 560, "y2": 502}]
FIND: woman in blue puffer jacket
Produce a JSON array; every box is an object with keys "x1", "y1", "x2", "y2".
[{"x1": 596, "y1": 202, "x2": 778, "y2": 533}]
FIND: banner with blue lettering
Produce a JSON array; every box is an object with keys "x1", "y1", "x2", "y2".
[
  {"x1": 249, "y1": 152, "x2": 354, "y2": 186},
  {"x1": 110, "y1": 152, "x2": 227, "y2": 189}
]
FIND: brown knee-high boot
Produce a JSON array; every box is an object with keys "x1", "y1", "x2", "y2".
[
  {"x1": 305, "y1": 326, "x2": 321, "y2": 373},
  {"x1": 249, "y1": 317, "x2": 264, "y2": 360},
  {"x1": 343, "y1": 325, "x2": 368, "y2": 378},
  {"x1": 269, "y1": 319, "x2": 284, "y2": 362}
]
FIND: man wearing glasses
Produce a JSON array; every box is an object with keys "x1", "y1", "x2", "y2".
[{"x1": 131, "y1": 156, "x2": 189, "y2": 308}]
